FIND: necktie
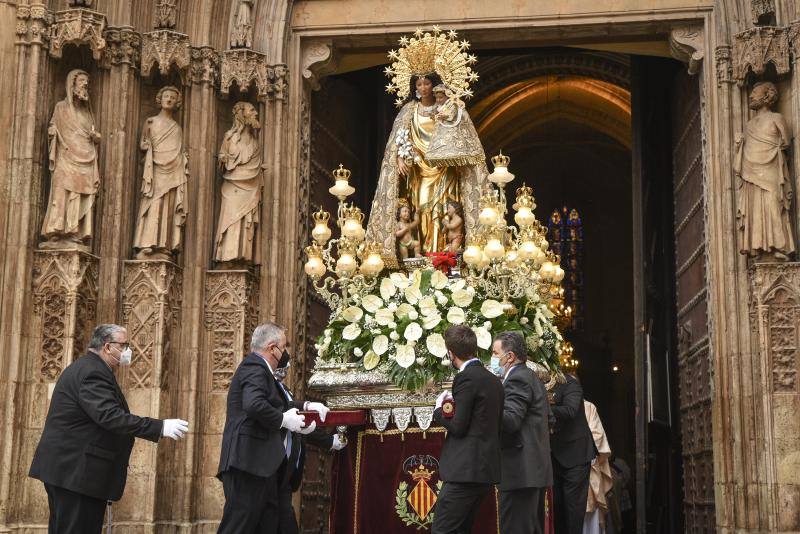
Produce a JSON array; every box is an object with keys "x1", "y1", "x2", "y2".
[{"x1": 277, "y1": 381, "x2": 292, "y2": 458}]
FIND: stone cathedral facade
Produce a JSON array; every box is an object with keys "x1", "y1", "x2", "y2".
[{"x1": 1, "y1": 0, "x2": 800, "y2": 532}]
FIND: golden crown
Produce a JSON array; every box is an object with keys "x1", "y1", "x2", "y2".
[
  {"x1": 384, "y1": 26, "x2": 478, "y2": 108},
  {"x1": 491, "y1": 151, "x2": 510, "y2": 168},
  {"x1": 312, "y1": 207, "x2": 331, "y2": 224},
  {"x1": 332, "y1": 164, "x2": 351, "y2": 182},
  {"x1": 342, "y1": 205, "x2": 364, "y2": 223},
  {"x1": 408, "y1": 465, "x2": 434, "y2": 481},
  {"x1": 397, "y1": 198, "x2": 411, "y2": 209}
]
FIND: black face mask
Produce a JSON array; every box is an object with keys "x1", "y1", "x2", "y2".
[{"x1": 277, "y1": 348, "x2": 291, "y2": 369}]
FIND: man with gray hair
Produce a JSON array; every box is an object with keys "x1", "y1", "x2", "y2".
[
  {"x1": 29, "y1": 324, "x2": 189, "y2": 533},
  {"x1": 217, "y1": 322, "x2": 332, "y2": 533},
  {"x1": 492, "y1": 330, "x2": 553, "y2": 534}
]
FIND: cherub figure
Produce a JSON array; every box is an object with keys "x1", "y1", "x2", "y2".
[
  {"x1": 395, "y1": 199, "x2": 421, "y2": 259},
  {"x1": 442, "y1": 199, "x2": 464, "y2": 253}
]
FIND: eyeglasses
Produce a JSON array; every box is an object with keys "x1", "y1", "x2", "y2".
[{"x1": 108, "y1": 341, "x2": 130, "y2": 350}]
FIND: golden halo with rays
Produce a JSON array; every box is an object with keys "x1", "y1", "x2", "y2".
[{"x1": 384, "y1": 26, "x2": 479, "y2": 108}]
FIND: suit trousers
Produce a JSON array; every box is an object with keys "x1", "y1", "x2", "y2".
[
  {"x1": 218, "y1": 466, "x2": 285, "y2": 534},
  {"x1": 277, "y1": 465, "x2": 298, "y2": 534},
  {"x1": 552, "y1": 460, "x2": 590, "y2": 534},
  {"x1": 431, "y1": 481, "x2": 492, "y2": 534},
  {"x1": 44, "y1": 483, "x2": 106, "y2": 534},
  {"x1": 498, "y1": 486, "x2": 545, "y2": 534}
]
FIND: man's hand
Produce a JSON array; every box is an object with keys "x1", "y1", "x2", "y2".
[
  {"x1": 281, "y1": 408, "x2": 305, "y2": 432},
  {"x1": 331, "y1": 434, "x2": 347, "y2": 451},
  {"x1": 435, "y1": 390, "x2": 452, "y2": 409},
  {"x1": 298, "y1": 420, "x2": 317, "y2": 435},
  {"x1": 162, "y1": 419, "x2": 189, "y2": 440},
  {"x1": 305, "y1": 401, "x2": 330, "y2": 422}
]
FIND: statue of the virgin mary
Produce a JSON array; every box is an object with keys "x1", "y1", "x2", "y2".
[{"x1": 365, "y1": 28, "x2": 488, "y2": 261}]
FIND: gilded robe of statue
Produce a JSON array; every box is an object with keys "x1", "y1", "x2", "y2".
[
  {"x1": 215, "y1": 102, "x2": 262, "y2": 264},
  {"x1": 365, "y1": 100, "x2": 487, "y2": 259},
  {"x1": 133, "y1": 87, "x2": 188, "y2": 258},
  {"x1": 735, "y1": 82, "x2": 796, "y2": 259},
  {"x1": 41, "y1": 69, "x2": 100, "y2": 247}
]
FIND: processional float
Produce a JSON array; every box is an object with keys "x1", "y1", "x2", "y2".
[{"x1": 301, "y1": 27, "x2": 573, "y2": 532}]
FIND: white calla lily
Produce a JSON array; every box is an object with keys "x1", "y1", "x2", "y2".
[
  {"x1": 372, "y1": 335, "x2": 389, "y2": 356},
  {"x1": 395, "y1": 344, "x2": 416, "y2": 368},
  {"x1": 481, "y1": 299, "x2": 504, "y2": 319},
  {"x1": 375, "y1": 308, "x2": 394, "y2": 326},
  {"x1": 475, "y1": 327, "x2": 492, "y2": 350},
  {"x1": 362, "y1": 294, "x2": 384, "y2": 313},
  {"x1": 404, "y1": 286, "x2": 423, "y2": 305},
  {"x1": 446, "y1": 306, "x2": 466, "y2": 324},
  {"x1": 449, "y1": 279, "x2": 466, "y2": 291},
  {"x1": 342, "y1": 323, "x2": 361, "y2": 340},
  {"x1": 418, "y1": 297, "x2": 438, "y2": 317},
  {"x1": 430, "y1": 270, "x2": 448, "y2": 289},
  {"x1": 341, "y1": 306, "x2": 364, "y2": 323},
  {"x1": 396, "y1": 303, "x2": 415, "y2": 319},
  {"x1": 404, "y1": 322, "x2": 423, "y2": 341},
  {"x1": 422, "y1": 313, "x2": 442, "y2": 330},
  {"x1": 363, "y1": 349, "x2": 380, "y2": 370},
  {"x1": 451, "y1": 289, "x2": 473, "y2": 307},
  {"x1": 390, "y1": 272, "x2": 411, "y2": 289},
  {"x1": 380, "y1": 278, "x2": 397, "y2": 300},
  {"x1": 426, "y1": 333, "x2": 447, "y2": 357}
]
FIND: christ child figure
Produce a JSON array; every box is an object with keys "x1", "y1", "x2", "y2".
[
  {"x1": 433, "y1": 84, "x2": 462, "y2": 126},
  {"x1": 442, "y1": 200, "x2": 465, "y2": 253},
  {"x1": 395, "y1": 200, "x2": 421, "y2": 259}
]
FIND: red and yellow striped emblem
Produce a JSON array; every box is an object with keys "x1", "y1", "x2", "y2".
[{"x1": 406, "y1": 467, "x2": 437, "y2": 519}]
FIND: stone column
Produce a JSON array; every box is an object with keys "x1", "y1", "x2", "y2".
[
  {"x1": 95, "y1": 25, "x2": 142, "y2": 320},
  {"x1": 199, "y1": 269, "x2": 259, "y2": 519},
  {"x1": 117, "y1": 260, "x2": 182, "y2": 527},
  {"x1": 182, "y1": 45, "x2": 223, "y2": 525},
  {"x1": 1, "y1": 4, "x2": 55, "y2": 528},
  {"x1": 748, "y1": 263, "x2": 800, "y2": 530}
]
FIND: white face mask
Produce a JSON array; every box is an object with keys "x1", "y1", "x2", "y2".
[
  {"x1": 118, "y1": 347, "x2": 132, "y2": 366},
  {"x1": 489, "y1": 356, "x2": 502, "y2": 376}
]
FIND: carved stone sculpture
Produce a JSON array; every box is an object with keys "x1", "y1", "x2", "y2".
[
  {"x1": 735, "y1": 82, "x2": 795, "y2": 260},
  {"x1": 133, "y1": 86, "x2": 189, "y2": 260},
  {"x1": 215, "y1": 102, "x2": 263, "y2": 265},
  {"x1": 230, "y1": 0, "x2": 254, "y2": 49},
  {"x1": 41, "y1": 70, "x2": 101, "y2": 250}
]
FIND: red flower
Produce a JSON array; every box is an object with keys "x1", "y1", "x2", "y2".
[{"x1": 425, "y1": 252, "x2": 458, "y2": 274}]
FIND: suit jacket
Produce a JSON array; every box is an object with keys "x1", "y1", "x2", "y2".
[
  {"x1": 278, "y1": 383, "x2": 333, "y2": 493},
  {"x1": 217, "y1": 353, "x2": 303, "y2": 479},
  {"x1": 433, "y1": 360, "x2": 504, "y2": 484},
  {"x1": 28, "y1": 352, "x2": 163, "y2": 501},
  {"x1": 549, "y1": 374, "x2": 595, "y2": 468},
  {"x1": 499, "y1": 364, "x2": 554, "y2": 490}
]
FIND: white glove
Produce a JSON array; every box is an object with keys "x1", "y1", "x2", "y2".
[
  {"x1": 162, "y1": 419, "x2": 189, "y2": 440},
  {"x1": 304, "y1": 401, "x2": 330, "y2": 422},
  {"x1": 298, "y1": 420, "x2": 317, "y2": 435},
  {"x1": 435, "y1": 390, "x2": 452, "y2": 410},
  {"x1": 281, "y1": 408, "x2": 305, "y2": 433},
  {"x1": 331, "y1": 434, "x2": 347, "y2": 451}
]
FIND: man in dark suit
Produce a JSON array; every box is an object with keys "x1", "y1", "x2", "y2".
[
  {"x1": 431, "y1": 325, "x2": 504, "y2": 534},
  {"x1": 29, "y1": 324, "x2": 189, "y2": 533},
  {"x1": 217, "y1": 322, "x2": 331, "y2": 534},
  {"x1": 273, "y1": 369, "x2": 346, "y2": 534},
  {"x1": 550, "y1": 372, "x2": 596, "y2": 534},
  {"x1": 493, "y1": 331, "x2": 553, "y2": 534}
]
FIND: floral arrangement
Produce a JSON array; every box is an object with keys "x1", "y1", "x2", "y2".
[
  {"x1": 395, "y1": 128, "x2": 419, "y2": 163},
  {"x1": 315, "y1": 269, "x2": 563, "y2": 391}
]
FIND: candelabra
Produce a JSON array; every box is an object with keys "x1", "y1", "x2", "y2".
[
  {"x1": 461, "y1": 152, "x2": 565, "y2": 312},
  {"x1": 304, "y1": 165, "x2": 385, "y2": 313},
  {"x1": 559, "y1": 341, "x2": 579, "y2": 371}
]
